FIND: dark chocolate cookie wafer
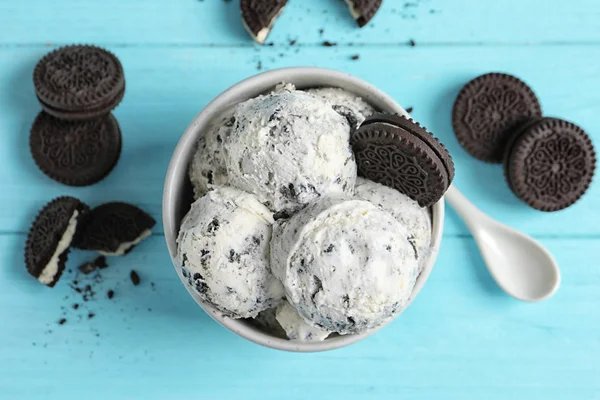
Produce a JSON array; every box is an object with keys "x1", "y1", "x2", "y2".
[
  {"x1": 453, "y1": 73, "x2": 542, "y2": 163},
  {"x1": 502, "y1": 117, "x2": 545, "y2": 194},
  {"x1": 241, "y1": 0, "x2": 287, "y2": 44},
  {"x1": 361, "y1": 113, "x2": 455, "y2": 183},
  {"x1": 30, "y1": 111, "x2": 122, "y2": 186},
  {"x1": 345, "y1": 0, "x2": 382, "y2": 27},
  {"x1": 34, "y1": 45, "x2": 125, "y2": 120},
  {"x1": 73, "y1": 202, "x2": 156, "y2": 255},
  {"x1": 25, "y1": 197, "x2": 89, "y2": 287},
  {"x1": 351, "y1": 114, "x2": 454, "y2": 207},
  {"x1": 504, "y1": 118, "x2": 596, "y2": 211}
]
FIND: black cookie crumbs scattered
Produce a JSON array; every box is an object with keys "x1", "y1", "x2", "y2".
[
  {"x1": 323, "y1": 41, "x2": 337, "y2": 47},
  {"x1": 409, "y1": 39, "x2": 416, "y2": 47},
  {"x1": 107, "y1": 290, "x2": 114, "y2": 299},
  {"x1": 58, "y1": 318, "x2": 67, "y2": 325},
  {"x1": 130, "y1": 270, "x2": 141, "y2": 286},
  {"x1": 406, "y1": 107, "x2": 414, "y2": 113},
  {"x1": 351, "y1": 54, "x2": 360, "y2": 60},
  {"x1": 88, "y1": 313, "x2": 95, "y2": 319},
  {"x1": 78, "y1": 261, "x2": 97, "y2": 275},
  {"x1": 95, "y1": 256, "x2": 108, "y2": 269}
]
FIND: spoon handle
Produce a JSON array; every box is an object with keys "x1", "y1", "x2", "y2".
[{"x1": 444, "y1": 185, "x2": 487, "y2": 231}]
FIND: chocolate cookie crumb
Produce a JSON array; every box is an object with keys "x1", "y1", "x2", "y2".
[
  {"x1": 351, "y1": 54, "x2": 360, "y2": 60},
  {"x1": 78, "y1": 256, "x2": 109, "y2": 275},
  {"x1": 406, "y1": 107, "x2": 414, "y2": 113},
  {"x1": 130, "y1": 270, "x2": 141, "y2": 286},
  {"x1": 95, "y1": 256, "x2": 108, "y2": 269},
  {"x1": 107, "y1": 290, "x2": 114, "y2": 299},
  {"x1": 58, "y1": 318, "x2": 67, "y2": 325},
  {"x1": 323, "y1": 41, "x2": 337, "y2": 47},
  {"x1": 88, "y1": 313, "x2": 95, "y2": 319}
]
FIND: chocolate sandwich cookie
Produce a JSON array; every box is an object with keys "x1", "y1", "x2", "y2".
[
  {"x1": 453, "y1": 73, "x2": 542, "y2": 163},
  {"x1": 241, "y1": 0, "x2": 287, "y2": 45},
  {"x1": 34, "y1": 45, "x2": 125, "y2": 120},
  {"x1": 504, "y1": 118, "x2": 596, "y2": 211},
  {"x1": 73, "y1": 202, "x2": 156, "y2": 256},
  {"x1": 30, "y1": 111, "x2": 122, "y2": 186},
  {"x1": 351, "y1": 113, "x2": 455, "y2": 207},
  {"x1": 344, "y1": 0, "x2": 382, "y2": 27},
  {"x1": 25, "y1": 197, "x2": 89, "y2": 287}
]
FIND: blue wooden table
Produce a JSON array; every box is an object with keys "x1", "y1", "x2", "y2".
[{"x1": 1, "y1": 1, "x2": 599, "y2": 398}]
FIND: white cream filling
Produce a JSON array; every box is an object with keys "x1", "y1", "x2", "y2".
[
  {"x1": 242, "y1": 18, "x2": 271, "y2": 45},
  {"x1": 38, "y1": 210, "x2": 79, "y2": 285},
  {"x1": 242, "y1": 6, "x2": 285, "y2": 44},
  {"x1": 344, "y1": 0, "x2": 361, "y2": 19},
  {"x1": 98, "y1": 229, "x2": 152, "y2": 256}
]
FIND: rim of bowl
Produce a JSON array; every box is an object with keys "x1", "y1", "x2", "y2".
[{"x1": 163, "y1": 67, "x2": 445, "y2": 352}]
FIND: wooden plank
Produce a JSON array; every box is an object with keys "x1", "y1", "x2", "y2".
[
  {"x1": 1, "y1": 234, "x2": 598, "y2": 398},
  {"x1": 1, "y1": 0, "x2": 600, "y2": 46},
  {"x1": 0, "y1": 46, "x2": 598, "y2": 236}
]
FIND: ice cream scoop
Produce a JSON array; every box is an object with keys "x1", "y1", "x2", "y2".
[
  {"x1": 224, "y1": 90, "x2": 356, "y2": 215},
  {"x1": 354, "y1": 177, "x2": 431, "y2": 275},
  {"x1": 270, "y1": 196, "x2": 418, "y2": 334},
  {"x1": 177, "y1": 187, "x2": 284, "y2": 318}
]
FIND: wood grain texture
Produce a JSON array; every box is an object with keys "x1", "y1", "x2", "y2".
[
  {"x1": 1, "y1": 46, "x2": 598, "y2": 236},
  {"x1": 0, "y1": 0, "x2": 599, "y2": 398},
  {"x1": 1, "y1": 235, "x2": 599, "y2": 399},
  {"x1": 1, "y1": 0, "x2": 600, "y2": 46}
]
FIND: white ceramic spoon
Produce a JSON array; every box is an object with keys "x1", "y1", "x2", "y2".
[{"x1": 444, "y1": 185, "x2": 561, "y2": 302}]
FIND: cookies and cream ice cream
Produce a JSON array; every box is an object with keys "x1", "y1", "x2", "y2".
[
  {"x1": 270, "y1": 196, "x2": 419, "y2": 335},
  {"x1": 189, "y1": 108, "x2": 234, "y2": 199},
  {"x1": 177, "y1": 187, "x2": 284, "y2": 319},
  {"x1": 223, "y1": 89, "x2": 357, "y2": 215},
  {"x1": 307, "y1": 87, "x2": 375, "y2": 131},
  {"x1": 275, "y1": 300, "x2": 331, "y2": 342},
  {"x1": 354, "y1": 177, "x2": 432, "y2": 274},
  {"x1": 179, "y1": 83, "x2": 436, "y2": 341}
]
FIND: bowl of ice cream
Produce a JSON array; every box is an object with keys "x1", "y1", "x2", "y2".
[{"x1": 163, "y1": 67, "x2": 445, "y2": 352}]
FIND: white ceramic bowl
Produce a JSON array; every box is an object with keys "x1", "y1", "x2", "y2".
[{"x1": 163, "y1": 67, "x2": 444, "y2": 352}]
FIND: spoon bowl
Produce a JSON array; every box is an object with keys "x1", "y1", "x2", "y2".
[{"x1": 445, "y1": 185, "x2": 560, "y2": 302}]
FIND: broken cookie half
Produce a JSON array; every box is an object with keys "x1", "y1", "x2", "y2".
[
  {"x1": 241, "y1": 0, "x2": 287, "y2": 44},
  {"x1": 73, "y1": 202, "x2": 156, "y2": 256},
  {"x1": 25, "y1": 197, "x2": 89, "y2": 287},
  {"x1": 344, "y1": 0, "x2": 382, "y2": 27}
]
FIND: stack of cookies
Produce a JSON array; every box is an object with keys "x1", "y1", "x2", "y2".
[
  {"x1": 30, "y1": 45, "x2": 125, "y2": 186},
  {"x1": 24, "y1": 45, "x2": 156, "y2": 288},
  {"x1": 453, "y1": 73, "x2": 596, "y2": 212}
]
